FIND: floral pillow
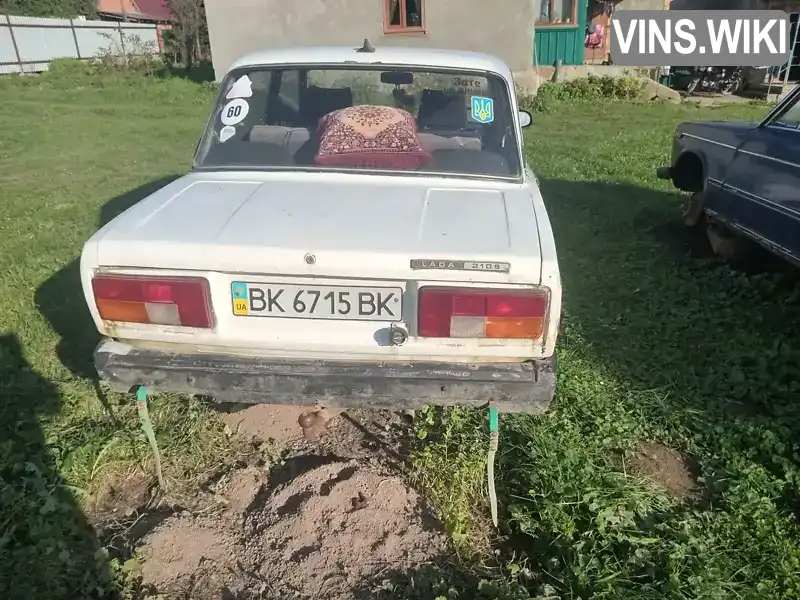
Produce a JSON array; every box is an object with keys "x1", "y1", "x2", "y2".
[{"x1": 315, "y1": 105, "x2": 432, "y2": 169}]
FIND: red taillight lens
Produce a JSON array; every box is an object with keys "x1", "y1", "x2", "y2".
[
  {"x1": 418, "y1": 287, "x2": 547, "y2": 339},
  {"x1": 92, "y1": 275, "x2": 213, "y2": 328}
]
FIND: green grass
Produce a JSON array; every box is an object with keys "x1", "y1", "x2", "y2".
[
  {"x1": 1, "y1": 66, "x2": 799, "y2": 599},
  {"x1": 0, "y1": 68, "x2": 253, "y2": 599},
  {"x1": 415, "y1": 101, "x2": 800, "y2": 598}
]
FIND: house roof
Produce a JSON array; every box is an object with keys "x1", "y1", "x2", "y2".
[
  {"x1": 132, "y1": 0, "x2": 172, "y2": 21},
  {"x1": 227, "y1": 45, "x2": 513, "y2": 79}
]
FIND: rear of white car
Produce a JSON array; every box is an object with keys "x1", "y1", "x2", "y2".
[{"x1": 82, "y1": 46, "x2": 561, "y2": 413}]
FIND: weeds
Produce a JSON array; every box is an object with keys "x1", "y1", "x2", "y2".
[
  {"x1": 411, "y1": 407, "x2": 491, "y2": 549},
  {"x1": 521, "y1": 75, "x2": 648, "y2": 113},
  {"x1": 95, "y1": 31, "x2": 163, "y2": 75},
  {"x1": 45, "y1": 31, "x2": 163, "y2": 84}
]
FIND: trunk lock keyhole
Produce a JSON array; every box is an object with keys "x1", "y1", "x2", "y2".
[{"x1": 390, "y1": 325, "x2": 408, "y2": 346}]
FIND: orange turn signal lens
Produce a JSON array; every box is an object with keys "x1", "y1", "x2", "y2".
[
  {"x1": 96, "y1": 299, "x2": 149, "y2": 323},
  {"x1": 485, "y1": 317, "x2": 544, "y2": 339}
]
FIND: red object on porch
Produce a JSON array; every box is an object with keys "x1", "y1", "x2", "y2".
[{"x1": 585, "y1": 24, "x2": 603, "y2": 49}]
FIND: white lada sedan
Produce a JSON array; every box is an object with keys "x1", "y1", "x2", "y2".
[{"x1": 81, "y1": 42, "x2": 562, "y2": 416}]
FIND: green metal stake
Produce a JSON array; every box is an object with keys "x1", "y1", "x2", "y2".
[
  {"x1": 136, "y1": 386, "x2": 166, "y2": 490},
  {"x1": 487, "y1": 403, "x2": 499, "y2": 528}
]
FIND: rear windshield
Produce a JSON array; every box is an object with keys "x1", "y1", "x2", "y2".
[{"x1": 194, "y1": 66, "x2": 522, "y2": 179}]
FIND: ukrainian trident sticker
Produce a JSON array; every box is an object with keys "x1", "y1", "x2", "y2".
[{"x1": 470, "y1": 96, "x2": 494, "y2": 123}]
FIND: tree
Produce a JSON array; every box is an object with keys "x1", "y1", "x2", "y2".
[
  {"x1": 165, "y1": 0, "x2": 207, "y2": 70},
  {"x1": 0, "y1": 0, "x2": 96, "y2": 18}
]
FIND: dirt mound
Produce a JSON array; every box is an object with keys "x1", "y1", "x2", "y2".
[
  {"x1": 139, "y1": 516, "x2": 240, "y2": 597},
  {"x1": 243, "y1": 459, "x2": 445, "y2": 598},
  {"x1": 222, "y1": 404, "x2": 310, "y2": 444},
  {"x1": 87, "y1": 469, "x2": 154, "y2": 518},
  {"x1": 218, "y1": 465, "x2": 265, "y2": 515},
  {"x1": 137, "y1": 459, "x2": 445, "y2": 600},
  {"x1": 629, "y1": 441, "x2": 697, "y2": 499}
]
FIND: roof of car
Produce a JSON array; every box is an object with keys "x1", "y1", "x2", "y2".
[{"x1": 227, "y1": 45, "x2": 513, "y2": 79}]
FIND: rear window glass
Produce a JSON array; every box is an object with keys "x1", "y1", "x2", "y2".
[{"x1": 194, "y1": 66, "x2": 521, "y2": 179}]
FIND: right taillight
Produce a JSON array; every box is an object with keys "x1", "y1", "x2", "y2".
[{"x1": 418, "y1": 287, "x2": 548, "y2": 339}]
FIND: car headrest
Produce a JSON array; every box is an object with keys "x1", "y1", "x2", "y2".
[
  {"x1": 300, "y1": 86, "x2": 354, "y2": 126},
  {"x1": 417, "y1": 90, "x2": 467, "y2": 130}
]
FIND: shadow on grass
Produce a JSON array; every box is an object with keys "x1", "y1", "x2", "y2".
[
  {"x1": 539, "y1": 177, "x2": 800, "y2": 420},
  {"x1": 13, "y1": 175, "x2": 184, "y2": 597},
  {"x1": 154, "y1": 61, "x2": 216, "y2": 84},
  {"x1": 0, "y1": 333, "x2": 112, "y2": 598},
  {"x1": 35, "y1": 176, "x2": 180, "y2": 381}
]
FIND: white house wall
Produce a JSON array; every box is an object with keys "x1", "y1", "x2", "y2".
[{"x1": 205, "y1": 0, "x2": 535, "y2": 79}]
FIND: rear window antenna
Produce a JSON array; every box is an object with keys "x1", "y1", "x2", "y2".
[{"x1": 356, "y1": 38, "x2": 375, "y2": 53}]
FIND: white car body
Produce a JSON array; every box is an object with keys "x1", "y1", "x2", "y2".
[{"x1": 81, "y1": 44, "x2": 562, "y2": 413}]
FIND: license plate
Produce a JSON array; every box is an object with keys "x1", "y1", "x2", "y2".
[{"x1": 231, "y1": 281, "x2": 403, "y2": 321}]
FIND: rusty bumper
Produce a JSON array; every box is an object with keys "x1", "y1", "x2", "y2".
[{"x1": 94, "y1": 339, "x2": 556, "y2": 414}]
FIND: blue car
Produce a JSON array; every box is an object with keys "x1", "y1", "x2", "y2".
[{"x1": 657, "y1": 85, "x2": 800, "y2": 264}]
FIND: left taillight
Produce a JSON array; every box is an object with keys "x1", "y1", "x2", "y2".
[{"x1": 91, "y1": 274, "x2": 213, "y2": 328}]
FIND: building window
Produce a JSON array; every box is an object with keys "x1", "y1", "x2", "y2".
[
  {"x1": 535, "y1": 0, "x2": 577, "y2": 26},
  {"x1": 385, "y1": 0, "x2": 425, "y2": 33}
]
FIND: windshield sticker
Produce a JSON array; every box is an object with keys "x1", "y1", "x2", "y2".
[
  {"x1": 220, "y1": 98, "x2": 249, "y2": 126},
  {"x1": 226, "y1": 74, "x2": 253, "y2": 99},
  {"x1": 219, "y1": 125, "x2": 236, "y2": 143},
  {"x1": 442, "y1": 76, "x2": 488, "y2": 95},
  {"x1": 470, "y1": 96, "x2": 494, "y2": 124}
]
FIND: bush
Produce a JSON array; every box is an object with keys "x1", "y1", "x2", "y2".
[
  {"x1": 161, "y1": 28, "x2": 181, "y2": 68},
  {"x1": 47, "y1": 57, "x2": 93, "y2": 77},
  {"x1": 0, "y1": 0, "x2": 96, "y2": 18},
  {"x1": 520, "y1": 74, "x2": 648, "y2": 113},
  {"x1": 94, "y1": 31, "x2": 163, "y2": 75}
]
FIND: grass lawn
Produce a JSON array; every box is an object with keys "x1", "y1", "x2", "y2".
[{"x1": 1, "y1": 67, "x2": 799, "y2": 599}]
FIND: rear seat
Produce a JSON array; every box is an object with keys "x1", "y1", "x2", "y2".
[
  {"x1": 245, "y1": 86, "x2": 355, "y2": 161},
  {"x1": 418, "y1": 133, "x2": 481, "y2": 152},
  {"x1": 249, "y1": 127, "x2": 480, "y2": 155},
  {"x1": 249, "y1": 83, "x2": 482, "y2": 159},
  {"x1": 417, "y1": 90, "x2": 468, "y2": 133},
  {"x1": 248, "y1": 125, "x2": 311, "y2": 156},
  {"x1": 248, "y1": 126, "x2": 481, "y2": 158},
  {"x1": 416, "y1": 90, "x2": 482, "y2": 153}
]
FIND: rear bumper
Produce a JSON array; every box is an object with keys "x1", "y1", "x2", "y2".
[{"x1": 94, "y1": 339, "x2": 556, "y2": 414}]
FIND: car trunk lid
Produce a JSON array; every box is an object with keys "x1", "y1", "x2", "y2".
[
  {"x1": 94, "y1": 172, "x2": 542, "y2": 282},
  {"x1": 88, "y1": 172, "x2": 546, "y2": 360}
]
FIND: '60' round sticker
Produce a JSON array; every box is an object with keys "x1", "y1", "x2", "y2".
[{"x1": 221, "y1": 98, "x2": 249, "y2": 126}]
